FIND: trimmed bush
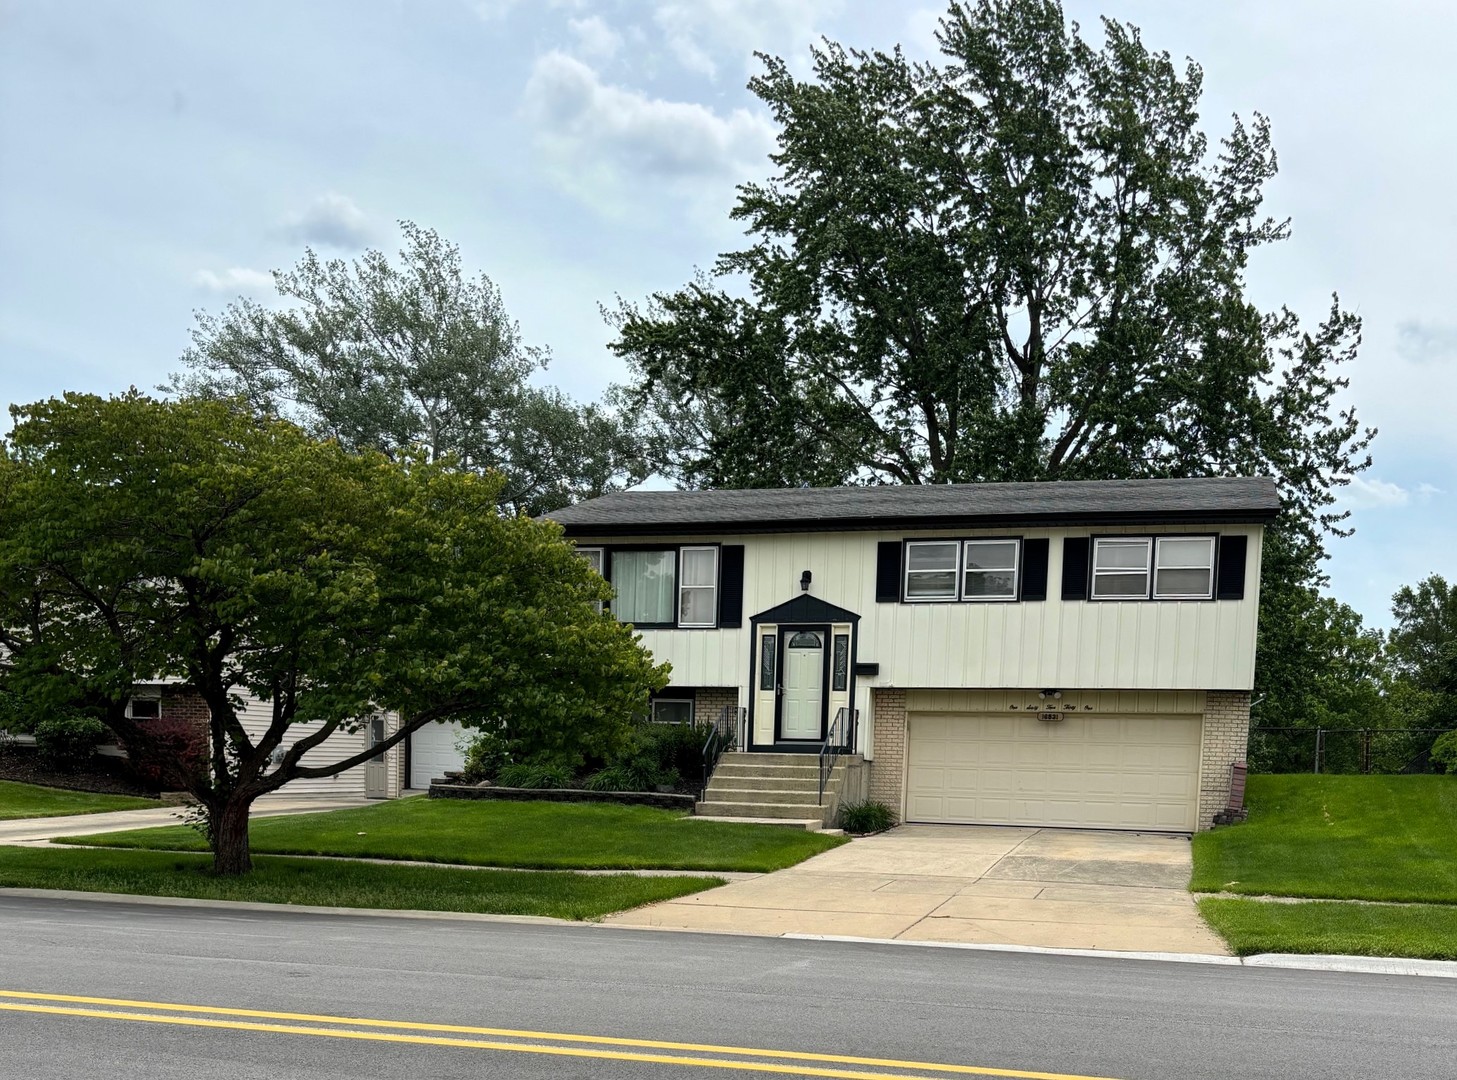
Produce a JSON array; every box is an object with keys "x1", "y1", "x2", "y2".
[
  {"x1": 1431, "y1": 730, "x2": 1457, "y2": 775},
  {"x1": 495, "y1": 761, "x2": 577, "y2": 790},
  {"x1": 459, "y1": 728, "x2": 511, "y2": 783},
  {"x1": 836, "y1": 800, "x2": 897, "y2": 834},
  {"x1": 33, "y1": 714, "x2": 109, "y2": 773}
]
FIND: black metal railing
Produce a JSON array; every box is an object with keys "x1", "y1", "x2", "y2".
[
  {"x1": 1247, "y1": 726, "x2": 1456, "y2": 775},
  {"x1": 817, "y1": 707, "x2": 859, "y2": 802},
  {"x1": 700, "y1": 705, "x2": 744, "y2": 799}
]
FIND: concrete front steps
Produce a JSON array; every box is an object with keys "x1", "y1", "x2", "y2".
[{"x1": 696, "y1": 752, "x2": 860, "y2": 830}]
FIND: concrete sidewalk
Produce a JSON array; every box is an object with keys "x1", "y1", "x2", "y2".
[
  {"x1": 607, "y1": 824, "x2": 1229, "y2": 955},
  {"x1": 0, "y1": 794, "x2": 374, "y2": 844}
]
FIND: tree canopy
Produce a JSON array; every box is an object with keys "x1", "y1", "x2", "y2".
[
  {"x1": 170, "y1": 222, "x2": 643, "y2": 515},
  {"x1": 0, "y1": 393, "x2": 667, "y2": 872}
]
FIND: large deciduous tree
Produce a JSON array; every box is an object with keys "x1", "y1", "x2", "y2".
[
  {"x1": 0, "y1": 393, "x2": 667, "y2": 874},
  {"x1": 610, "y1": 0, "x2": 1374, "y2": 725},
  {"x1": 170, "y1": 222, "x2": 644, "y2": 515}
]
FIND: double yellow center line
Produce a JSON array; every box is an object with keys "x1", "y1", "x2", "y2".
[{"x1": 0, "y1": 989, "x2": 1125, "y2": 1080}]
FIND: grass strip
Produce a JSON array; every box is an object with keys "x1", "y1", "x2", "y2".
[
  {"x1": 0, "y1": 780, "x2": 157, "y2": 821},
  {"x1": 0, "y1": 845, "x2": 721, "y2": 920},
  {"x1": 57, "y1": 797, "x2": 845, "y2": 873},
  {"x1": 1199, "y1": 897, "x2": 1457, "y2": 961},
  {"x1": 1191, "y1": 774, "x2": 1457, "y2": 903}
]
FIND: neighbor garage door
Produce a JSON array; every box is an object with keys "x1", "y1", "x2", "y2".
[
  {"x1": 905, "y1": 712, "x2": 1201, "y2": 832},
  {"x1": 409, "y1": 720, "x2": 468, "y2": 789}
]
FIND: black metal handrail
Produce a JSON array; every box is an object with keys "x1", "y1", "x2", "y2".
[
  {"x1": 700, "y1": 705, "x2": 744, "y2": 799},
  {"x1": 817, "y1": 707, "x2": 858, "y2": 802}
]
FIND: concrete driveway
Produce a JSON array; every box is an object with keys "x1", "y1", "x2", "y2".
[{"x1": 607, "y1": 824, "x2": 1228, "y2": 955}]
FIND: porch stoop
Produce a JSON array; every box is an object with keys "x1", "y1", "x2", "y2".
[{"x1": 695, "y1": 752, "x2": 863, "y2": 830}]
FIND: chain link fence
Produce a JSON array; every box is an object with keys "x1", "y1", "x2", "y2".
[{"x1": 1248, "y1": 727, "x2": 1456, "y2": 775}]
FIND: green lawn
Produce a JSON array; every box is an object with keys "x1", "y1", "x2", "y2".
[
  {"x1": 58, "y1": 797, "x2": 846, "y2": 872},
  {"x1": 0, "y1": 780, "x2": 157, "y2": 820},
  {"x1": 0, "y1": 845, "x2": 720, "y2": 920},
  {"x1": 1191, "y1": 774, "x2": 1457, "y2": 903},
  {"x1": 1199, "y1": 897, "x2": 1457, "y2": 961}
]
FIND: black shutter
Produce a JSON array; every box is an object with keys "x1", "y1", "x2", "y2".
[
  {"x1": 1216, "y1": 535, "x2": 1248, "y2": 600},
  {"x1": 1061, "y1": 537, "x2": 1091, "y2": 600},
  {"x1": 875, "y1": 541, "x2": 902, "y2": 602},
  {"x1": 1020, "y1": 538, "x2": 1049, "y2": 601},
  {"x1": 718, "y1": 545, "x2": 745, "y2": 626}
]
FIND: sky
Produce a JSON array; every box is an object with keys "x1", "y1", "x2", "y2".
[{"x1": 0, "y1": 0, "x2": 1450, "y2": 629}]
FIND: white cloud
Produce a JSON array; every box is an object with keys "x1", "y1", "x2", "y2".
[
  {"x1": 1342, "y1": 475, "x2": 1410, "y2": 508},
  {"x1": 1395, "y1": 320, "x2": 1457, "y2": 365},
  {"x1": 568, "y1": 15, "x2": 622, "y2": 60},
  {"x1": 522, "y1": 51, "x2": 775, "y2": 187},
  {"x1": 193, "y1": 267, "x2": 275, "y2": 293},
  {"x1": 281, "y1": 192, "x2": 371, "y2": 250},
  {"x1": 652, "y1": 0, "x2": 842, "y2": 79}
]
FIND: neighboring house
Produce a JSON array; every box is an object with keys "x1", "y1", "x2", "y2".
[
  {"x1": 122, "y1": 682, "x2": 407, "y2": 799},
  {"x1": 545, "y1": 477, "x2": 1277, "y2": 833}
]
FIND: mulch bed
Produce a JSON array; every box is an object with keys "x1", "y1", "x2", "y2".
[{"x1": 0, "y1": 748, "x2": 159, "y2": 798}]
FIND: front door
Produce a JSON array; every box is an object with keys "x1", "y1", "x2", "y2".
[
  {"x1": 364, "y1": 715, "x2": 388, "y2": 798},
  {"x1": 778, "y1": 628, "x2": 826, "y2": 740}
]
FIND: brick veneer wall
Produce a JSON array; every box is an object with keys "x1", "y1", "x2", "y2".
[
  {"x1": 867, "y1": 688, "x2": 907, "y2": 815},
  {"x1": 1198, "y1": 689, "x2": 1252, "y2": 831},
  {"x1": 159, "y1": 688, "x2": 211, "y2": 734},
  {"x1": 694, "y1": 688, "x2": 740, "y2": 731}
]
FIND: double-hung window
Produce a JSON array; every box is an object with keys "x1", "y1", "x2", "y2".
[
  {"x1": 962, "y1": 540, "x2": 1019, "y2": 600},
  {"x1": 1091, "y1": 536, "x2": 1216, "y2": 599},
  {"x1": 1153, "y1": 537, "x2": 1215, "y2": 599},
  {"x1": 904, "y1": 541, "x2": 960, "y2": 600},
  {"x1": 678, "y1": 546, "x2": 718, "y2": 627},
  {"x1": 905, "y1": 539, "x2": 1020, "y2": 601},
  {"x1": 1091, "y1": 538, "x2": 1152, "y2": 598}
]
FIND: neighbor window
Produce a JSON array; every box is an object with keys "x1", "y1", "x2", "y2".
[
  {"x1": 611, "y1": 549, "x2": 676, "y2": 625},
  {"x1": 677, "y1": 546, "x2": 718, "y2": 627},
  {"x1": 904, "y1": 541, "x2": 960, "y2": 600},
  {"x1": 127, "y1": 697, "x2": 161, "y2": 720},
  {"x1": 1091, "y1": 538, "x2": 1152, "y2": 598},
  {"x1": 1153, "y1": 537, "x2": 1216, "y2": 599},
  {"x1": 962, "y1": 540, "x2": 1019, "y2": 600},
  {"x1": 651, "y1": 699, "x2": 694, "y2": 725}
]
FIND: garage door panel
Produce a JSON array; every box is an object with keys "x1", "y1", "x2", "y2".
[{"x1": 906, "y1": 712, "x2": 1200, "y2": 832}]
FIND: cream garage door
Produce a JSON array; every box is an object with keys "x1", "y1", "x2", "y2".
[{"x1": 906, "y1": 712, "x2": 1201, "y2": 832}]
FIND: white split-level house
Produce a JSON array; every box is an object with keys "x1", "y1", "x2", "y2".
[{"x1": 540, "y1": 476, "x2": 1277, "y2": 833}]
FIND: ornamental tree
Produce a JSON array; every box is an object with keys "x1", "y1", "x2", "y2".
[{"x1": 0, "y1": 393, "x2": 667, "y2": 874}]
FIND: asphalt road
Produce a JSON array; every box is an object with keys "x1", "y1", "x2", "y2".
[{"x1": 0, "y1": 895, "x2": 1452, "y2": 1080}]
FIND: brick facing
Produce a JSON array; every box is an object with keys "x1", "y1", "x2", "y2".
[
  {"x1": 867, "y1": 689, "x2": 907, "y2": 814},
  {"x1": 693, "y1": 689, "x2": 740, "y2": 729}
]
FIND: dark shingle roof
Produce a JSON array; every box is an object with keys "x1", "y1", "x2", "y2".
[{"x1": 546, "y1": 477, "x2": 1280, "y2": 536}]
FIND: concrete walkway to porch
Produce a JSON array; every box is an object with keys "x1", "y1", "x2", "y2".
[{"x1": 606, "y1": 824, "x2": 1229, "y2": 955}]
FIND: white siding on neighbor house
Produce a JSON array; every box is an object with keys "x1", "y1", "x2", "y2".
[
  {"x1": 583, "y1": 523, "x2": 1263, "y2": 695},
  {"x1": 237, "y1": 697, "x2": 402, "y2": 798}
]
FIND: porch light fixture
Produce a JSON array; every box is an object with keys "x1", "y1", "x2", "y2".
[
  {"x1": 1038, "y1": 689, "x2": 1062, "y2": 700},
  {"x1": 800, "y1": 570, "x2": 812, "y2": 592}
]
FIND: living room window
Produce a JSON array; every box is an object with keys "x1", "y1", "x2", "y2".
[
  {"x1": 904, "y1": 541, "x2": 960, "y2": 600},
  {"x1": 611, "y1": 549, "x2": 677, "y2": 625},
  {"x1": 962, "y1": 539, "x2": 1019, "y2": 600},
  {"x1": 575, "y1": 546, "x2": 605, "y2": 612}
]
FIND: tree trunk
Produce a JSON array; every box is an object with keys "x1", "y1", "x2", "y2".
[{"x1": 211, "y1": 794, "x2": 254, "y2": 875}]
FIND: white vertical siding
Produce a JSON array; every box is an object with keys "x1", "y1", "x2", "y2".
[
  {"x1": 237, "y1": 696, "x2": 401, "y2": 798},
  {"x1": 581, "y1": 524, "x2": 1264, "y2": 694}
]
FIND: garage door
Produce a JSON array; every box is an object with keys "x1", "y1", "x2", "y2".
[
  {"x1": 409, "y1": 720, "x2": 468, "y2": 789},
  {"x1": 906, "y1": 713, "x2": 1201, "y2": 832}
]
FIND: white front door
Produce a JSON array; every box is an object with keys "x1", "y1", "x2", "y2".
[{"x1": 779, "y1": 629, "x2": 825, "y2": 740}]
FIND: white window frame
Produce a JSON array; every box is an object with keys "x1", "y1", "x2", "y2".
[
  {"x1": 677, "y1": 545, "x2": 719, "y2": 628},
  {"x1": 576, "y1": 546, "x2": 605, "y2": 612},
  {"x1": 1091, "y1": 537, "x2": 1153, "y2": 600},
  {"x1": 1153, "y1": 536, "x2": 1216, "y2": 600},
  {"x1": 961, "y1": 539, "x2": 1020, "y2": 601},
  {"x1": 903, "y1": 540, "x2": 961, "y2": 601},
  {"x1": 126, "y1": 696, "x2": 161, "y2": 720},
  {"x1": 650, "y1": 698, "x2": 695, "y2": 725}
]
